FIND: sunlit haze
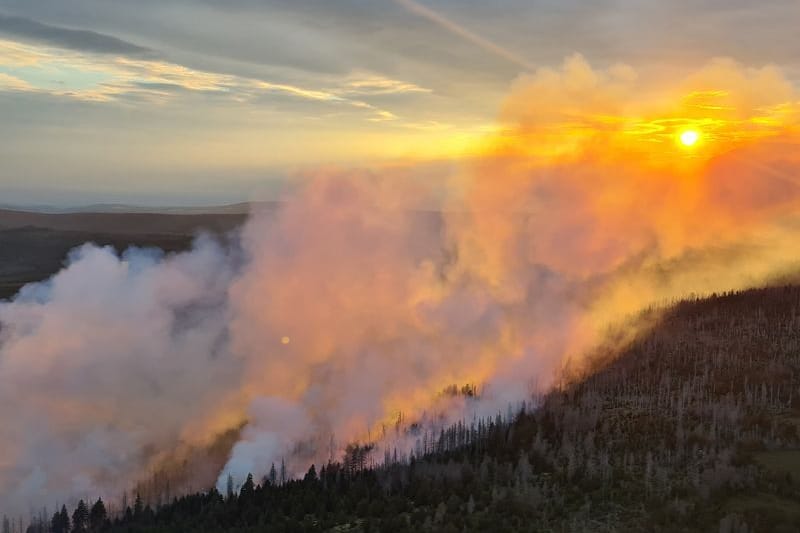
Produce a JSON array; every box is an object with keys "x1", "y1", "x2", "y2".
[{"x1": 1, "y1": 0, "x2": 799, "y2": 205}]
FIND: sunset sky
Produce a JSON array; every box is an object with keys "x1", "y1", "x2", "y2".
[{"x1": 1, "y1": 0, "x2": 799, "y2": 206}]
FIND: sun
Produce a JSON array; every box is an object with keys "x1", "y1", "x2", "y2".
[{"x1": 679, "y1": 129, "x2": 700, "y2": 147}]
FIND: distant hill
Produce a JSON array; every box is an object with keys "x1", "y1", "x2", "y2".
[
  {"x1": 0, "y1": 207, "x2": 256, "y2": 300},
  {"x1": 64, "y1": 285, "x2": 800, "y2": 532},
  {"x1": 0, "y1": 207, "x2": 251, "y2": 235},
  {"x1": 0, "y1": 202, "x2": 269, "y2": 215}
]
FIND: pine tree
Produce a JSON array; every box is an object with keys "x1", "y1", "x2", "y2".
[
  {"x1": 268, "y1": 463, "x2": 277, "y2": 486},
  {"x1": 1, "y1": 515, "x2": 9, "y2": 533},
  {"x1": 239, "y1": 473, "x2": 255, "y2": 501},
  {"x1": 89, "y1": 499, "x2": 107, "y2": 531},
  {"x1": 50, "y1": 511, "x2": 60, "y2": 533},
  {"x1": 51, "y1": 506, "x2": 70, "y2": 533},
  {"x1": 280, "y1": 458, "x2": 287, "y2": 486},
  {"x1": 133, "y1": 493, "x2": 143, "y2": 518},
  {"x1": 71, "y1": 500, "x2": 89, "y2": 533},
  {"x1": 304, "y1": 464, "x2": 318, "y2": 483},
  {"x1": 226, "y1": 474, "x2": 235, "y2": 500}
]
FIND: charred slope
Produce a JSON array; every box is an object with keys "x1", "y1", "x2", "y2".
[{"x1": 28, "y1": 285, "x2": 800, "y2": 532}]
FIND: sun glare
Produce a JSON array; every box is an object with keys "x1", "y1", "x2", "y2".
[{"x1": 679, "y1": 130, "x2": 700, "y2": 147}]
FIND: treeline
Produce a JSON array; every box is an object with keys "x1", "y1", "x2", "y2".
[{"x1": 9, "y1": 285, "x2": 800, "y2": 531}]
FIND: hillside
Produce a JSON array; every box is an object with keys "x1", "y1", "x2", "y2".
[
  {"x1": 26, "y1": 285, "x2": 800, "y2": 532},
  {"x1": 0, "y1": 209, "x2": 248, "y2": 235},
  {"x1": 0, "y1": 209, "x2": 249, "y2": 300}
]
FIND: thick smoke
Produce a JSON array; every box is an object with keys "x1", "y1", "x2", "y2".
[
  {"x1": 0, "y1": 239, "x2": 237, "y2": 512},
  {"x1": 2, "y1": 55, "x2": 800, "y2": 513}
]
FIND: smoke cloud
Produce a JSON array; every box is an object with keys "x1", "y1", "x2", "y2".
[{"x1": 2, "y1": 55, "x2": 800, "y2": 513}]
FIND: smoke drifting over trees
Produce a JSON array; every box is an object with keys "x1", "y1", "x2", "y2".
[{"x1": 2, "y1": 56, "x2": 800, "y2": 514}]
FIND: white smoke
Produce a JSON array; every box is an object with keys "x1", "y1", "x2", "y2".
[{"x1": 0, "y1": 237, "x2": 238, "y2": 512}]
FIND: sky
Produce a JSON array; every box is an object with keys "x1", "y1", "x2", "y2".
[{"x1": 0, "y1": 0, "x2": 799, "y2": 206}]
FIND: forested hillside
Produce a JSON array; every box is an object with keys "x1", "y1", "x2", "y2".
[{"x1": 12, "y1": 285, "x2": 800, "y2": 532}]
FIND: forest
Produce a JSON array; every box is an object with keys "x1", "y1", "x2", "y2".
[{"x1": 6, "y1": 284, "x2": 800, "y2": 532}]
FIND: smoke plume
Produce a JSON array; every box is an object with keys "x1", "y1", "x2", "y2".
[{"x1": 1, "y1": 55, "x2": 800, "y2": 513}]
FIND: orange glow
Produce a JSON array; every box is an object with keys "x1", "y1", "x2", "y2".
[
  {"x1": 486, "y1": 56, "x2": 799, "y2": 175},
  {"x1": 451, "y1": 54, "x2": 800, "y2": 385}
]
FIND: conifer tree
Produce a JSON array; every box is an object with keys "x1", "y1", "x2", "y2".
[
  {"x1": 51, "y1": 505, "x2": 70, "y2": 533},
  {"x1": 133, "y1": 493, "x2": 143, "y2": 518},
  {"x1": 71, "y1": 500, "x2": 89, "y2": 533},
  {"x1": 239, "y1": 473, "x2": 255, "y2": 501},
  {"x1": 304, "y1": 464, "x2": 318, "y2": 483},
  {"x1": 89, "y1": 499, "x2": 108, "y2": 531},
  {"x1": 226, "y1": 474, "x2": 235, "y2": 500}
]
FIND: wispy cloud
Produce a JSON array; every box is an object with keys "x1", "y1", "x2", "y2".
[
  {"x1": 393, "y1": 0, "x2": 534, "y2": 72},
  {"x1": 0, "y1": 13, "x2": 153, "y2": 57},
  {"x1": 343, "y1": 74, "x2": 432, "y2": 96},
  {"x1": 249, "y1": 80, "x2": 342, "y2": 102},
  {"x1": 0, "y1": 38, "x2": 429, "y2": 122},
  {"x1": 0, "y1": 71, "x2": 31, "y2": 91}
]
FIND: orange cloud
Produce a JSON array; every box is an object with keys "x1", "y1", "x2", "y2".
[{"x1": 486, "y1": 55, "x2": 797, "y2": 167}]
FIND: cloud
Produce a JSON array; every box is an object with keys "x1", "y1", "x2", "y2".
[
  {"x1": 342, "y1": 74, "x2": 432, "y2": 96},
  {"x1": 0, "y1": 38, "x2": 415, "y2": 122},
  {"x1": 0, "y1": 71, "x2": 31, "y2": 91},
  {"x1": 0, "y1": 13, "x2": 153, "y2": 57}
]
